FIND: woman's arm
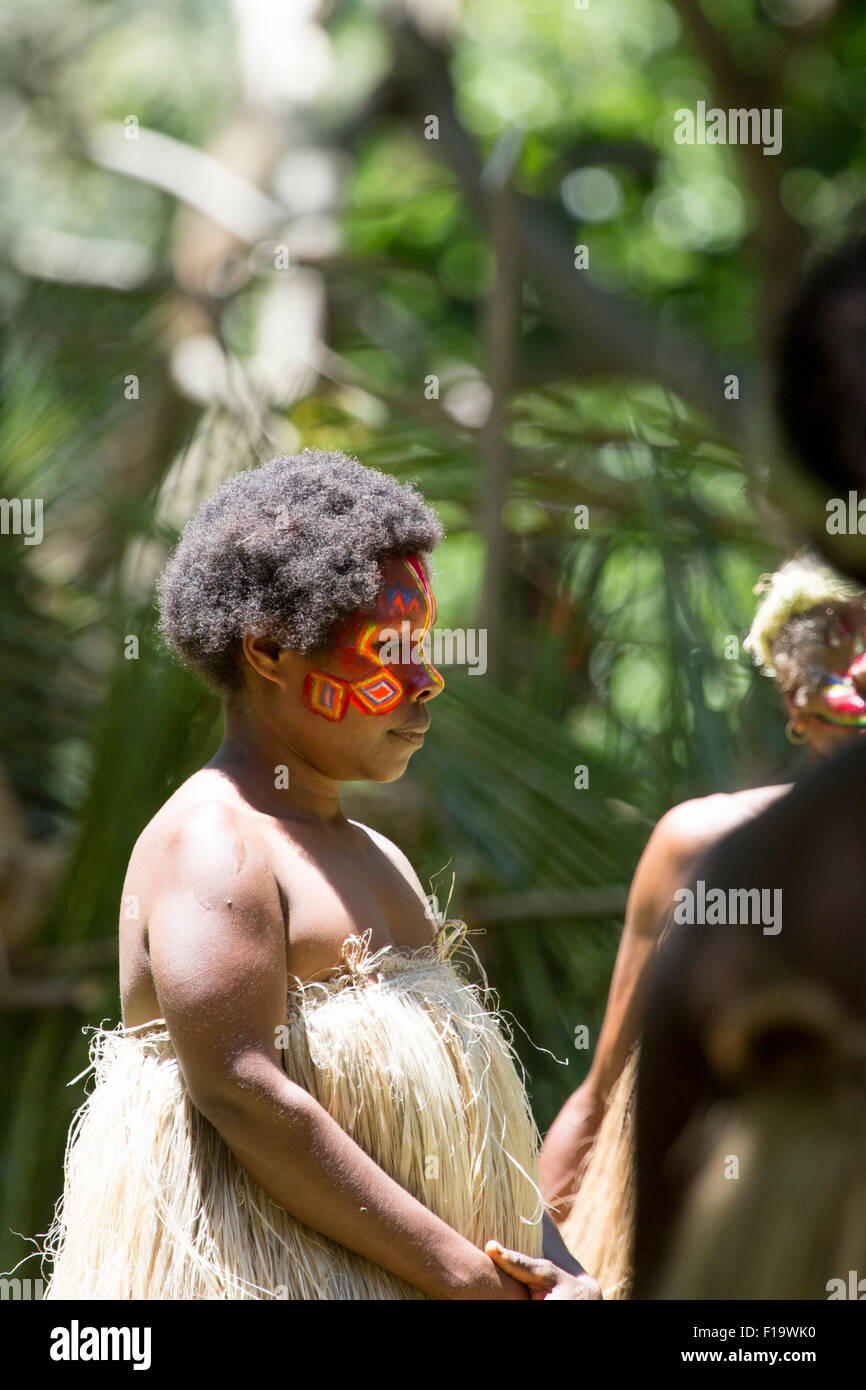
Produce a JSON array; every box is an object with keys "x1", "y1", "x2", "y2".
[
  {"x1": 146, "y1": 804, "x2": 528, "y2": 1301},
  {"x1": 538, "y1": 801, "x2": 709, "y2": 1214}
]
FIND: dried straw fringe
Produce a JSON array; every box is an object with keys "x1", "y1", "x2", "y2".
[
  {"x1": 42, "y1": 925, "x2": 543, "y2": 1299},
  {"x1": 560, "y1": 1045, "x2": 638, "y2": 1300}
]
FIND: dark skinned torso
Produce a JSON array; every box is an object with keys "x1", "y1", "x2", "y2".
[{"x1": 120, "y1": 767, "x2": 434, "y2": 1030}]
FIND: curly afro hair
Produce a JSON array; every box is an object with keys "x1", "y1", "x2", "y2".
[{"x1": 157, "y1": 449, "x2": 444, "y2": 695}]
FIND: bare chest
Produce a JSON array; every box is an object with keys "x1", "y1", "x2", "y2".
[{"x1": 270, "y1": 830, "x2": 434, "y2": 981}]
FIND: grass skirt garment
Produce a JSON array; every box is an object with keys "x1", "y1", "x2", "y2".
[
  {"x1": 42, "y1": 924, "x2": 544, "y2": 1299},
  {"x1": 560, "y1": 1045, "x2": 638, "y2": 1300}
]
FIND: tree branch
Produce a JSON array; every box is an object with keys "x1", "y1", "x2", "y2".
[
  {"x1": 666, "y1": 0, "x2": 808, "y2": 326},
  {"x1": 385, "y1": 21, "x2": 741, "y2": 436}
]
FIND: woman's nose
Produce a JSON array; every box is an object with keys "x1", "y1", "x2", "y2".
[{"x1": 406, "y1": 663, "x2": 445, "y2": 700}]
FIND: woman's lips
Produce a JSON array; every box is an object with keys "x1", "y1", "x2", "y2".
[{"x1": 389, "y1": 726, "x2": 428, "y2": 744}]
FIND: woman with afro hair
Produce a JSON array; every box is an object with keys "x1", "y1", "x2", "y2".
[{"x1": 42, "y1": 448, "x2": 598, "y2": 1302}]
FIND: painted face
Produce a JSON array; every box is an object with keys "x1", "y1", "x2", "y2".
[
  {"x1": 302, "y1": 554, "x2": 444, "y2": 721},
  {"x1": 799, "y1": 622, "x2": 866, "y2": 730}
]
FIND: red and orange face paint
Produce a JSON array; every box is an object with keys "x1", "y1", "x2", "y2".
[
  {"x1": 302, "y1": 554, "x2": 444, "y2": 721},
  {"x1": 800, "y1": 622, "x2": 866, "y2": 730}
]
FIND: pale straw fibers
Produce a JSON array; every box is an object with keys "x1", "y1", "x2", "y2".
[
  {"x1": 560, "y1": 1045, "x2": 638, "y2": 1300},
  {"x1": 42, "y1": 924, "x2": 544, "y2": 1299}
]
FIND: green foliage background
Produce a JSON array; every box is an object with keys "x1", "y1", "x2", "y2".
[{"x1": 2, "y1": 0, "x2": 861, "y2": 1271}]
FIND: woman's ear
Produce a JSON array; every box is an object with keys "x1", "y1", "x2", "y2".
[{"x1": 240, "y1": 634, "x2": 286, "y2": 685}]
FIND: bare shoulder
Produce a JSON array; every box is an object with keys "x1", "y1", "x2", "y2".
[
  {"x1": 120, "y1": 775, "x2": 287, "y2": 1027},
  {"x1": 349, "y1": 821, "x2": 430, "y2": 908},
  {"x1": 629, "y1": 784, "x2": 793, "y2": 940},
  {"x1": 652, "y1": 785, "x2": 792, "y2": 865},
  {"x1": 127, "y1": 772, "x2": 280, "y2": 919}
]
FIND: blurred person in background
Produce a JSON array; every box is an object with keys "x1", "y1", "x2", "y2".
[
  {"x1": 633, "y1": 235, "x2": 866, "y2": 1299},
  {"x1": 541, "y1": 548, "x2": 866, "y2": 1298}
]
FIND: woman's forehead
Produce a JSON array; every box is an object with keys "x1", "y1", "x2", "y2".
[{"x1": 371, "y1": 555, "x2": 434, "y2": 622}]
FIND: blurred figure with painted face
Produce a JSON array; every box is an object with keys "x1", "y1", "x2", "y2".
[
  {"x1": 745, "y1": 552, "x2": 866, "y2": 756},
  {"x1": 541, "y1": 549, "x2": 866, "y2": 1298},
  {"x1": 634, "y1": 235, "x2": 866, "y2": 1301}
]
